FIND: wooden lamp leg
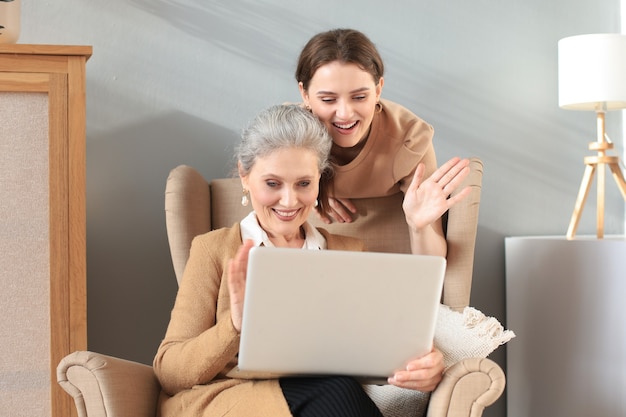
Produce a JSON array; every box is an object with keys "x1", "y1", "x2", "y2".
[
  {"x1": 608, "y1": 162, "x2": 626, "y2": 200},
  {"x1": 567, "y1": 163, "x2": 596, "y2": 239}
]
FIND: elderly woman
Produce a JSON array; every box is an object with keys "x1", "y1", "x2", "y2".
[{"x1": 153, "y1": 104, "x2": 444, "y2": 417}]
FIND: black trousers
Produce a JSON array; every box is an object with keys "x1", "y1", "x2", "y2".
[{"x1": 279, "y1": 376, "x2": 383, "y2": 417}]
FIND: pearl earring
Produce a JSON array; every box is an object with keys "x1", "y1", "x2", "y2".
[{"x1": 241, "y1": 190, "x2": 249, "y2": 207}]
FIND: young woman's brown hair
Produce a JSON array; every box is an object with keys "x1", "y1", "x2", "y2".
[{"x1": 295, "y1": 28, "x2": 385, "y2": 91}]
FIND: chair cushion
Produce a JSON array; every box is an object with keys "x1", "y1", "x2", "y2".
[{"x1": 307, "y1": 192, "x2": 411, "y2": 254}]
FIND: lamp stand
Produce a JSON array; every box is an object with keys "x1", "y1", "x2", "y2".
[{"x1": 567, "y1": 109, "x2": 626, "y2": 239}]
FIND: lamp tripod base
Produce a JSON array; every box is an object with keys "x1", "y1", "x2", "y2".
[
  {"x1": 566, "y1": 112, "x2": 626, "y2": 239},
  {"x1": 566, "y1": 156, "x2": 626, "y2": 239}
]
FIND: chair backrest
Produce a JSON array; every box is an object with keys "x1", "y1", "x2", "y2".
[{"x1": 165, "y1": 158, "x2": 483, "y2": 312}]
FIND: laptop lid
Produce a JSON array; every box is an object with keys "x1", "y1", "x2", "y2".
[{"x1": 229, "y1": 247, "x2": 446, "y2": 383}]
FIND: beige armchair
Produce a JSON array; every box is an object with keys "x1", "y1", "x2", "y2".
[{"x1": 57, "y1": 157, "x2": 505, "y2": 417}]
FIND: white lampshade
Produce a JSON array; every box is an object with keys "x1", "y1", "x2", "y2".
[{"x1": 558, "y1": 33, "x2": 626, "y2": 111}]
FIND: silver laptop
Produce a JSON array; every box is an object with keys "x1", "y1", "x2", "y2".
[{"x1": 227, "y1": 247, "x2": 446, "y2": 384}]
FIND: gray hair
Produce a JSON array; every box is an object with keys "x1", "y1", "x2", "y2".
[{"x1": 236, "y1": 104, "x2": 332, "y2": 176}]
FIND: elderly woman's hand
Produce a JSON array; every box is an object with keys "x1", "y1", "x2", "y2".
[
  {"x1": 387, "y1": 347, "x2": 445, "y2": 392},
  {"x1": 227, "y1": 240, "x2": 255, "y2": 332}
]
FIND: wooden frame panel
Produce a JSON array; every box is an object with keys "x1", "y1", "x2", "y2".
[{"x1": 0, "y1": 45, "x2": 90, "y2": 417}]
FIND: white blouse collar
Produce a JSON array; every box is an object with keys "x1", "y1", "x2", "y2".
[{"x1": 240, "y1": 211, "x2": 326, "y2": 250}]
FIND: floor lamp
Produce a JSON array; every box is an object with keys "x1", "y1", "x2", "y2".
[{"x1": 558, "y1": 33, "x2": 626, "y2": 239}]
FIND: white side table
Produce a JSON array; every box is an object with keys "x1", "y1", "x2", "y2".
[{"x1": 505, "y1": 236, "x2": 626, "y2": 417}]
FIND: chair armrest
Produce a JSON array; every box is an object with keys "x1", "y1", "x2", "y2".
[
  {"x1": 426, "y1": 358, "x2": 505, "y2": 417},
  {"x1": 57, "y1": 351, "x2": 160, "y2": 417}
]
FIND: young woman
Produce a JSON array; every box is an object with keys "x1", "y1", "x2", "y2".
[{"x1": 296, "y1": 29, "x2": 471, "y2": 257}]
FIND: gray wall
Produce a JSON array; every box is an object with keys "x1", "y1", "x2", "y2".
[{"x1": 19, "y1": 1, "x2": 623, "y2": 416}]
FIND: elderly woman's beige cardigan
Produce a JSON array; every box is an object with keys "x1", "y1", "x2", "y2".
[{"x1": 153, "y1": 223, "x2": 365, "y2": 417}]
